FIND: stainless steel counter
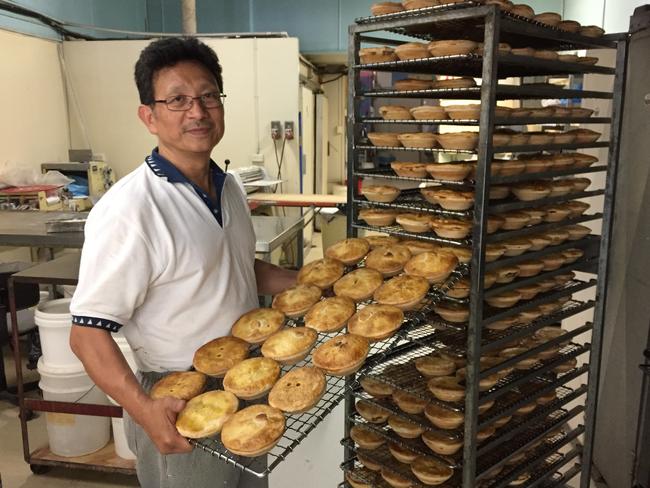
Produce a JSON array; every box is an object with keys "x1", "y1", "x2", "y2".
[{"x1": 0, "y1": 210, "x2": 304, "y2": 266}]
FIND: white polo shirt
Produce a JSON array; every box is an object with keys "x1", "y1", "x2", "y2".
[{"x1": 70, "y1": 150, "x2": 259, "y2": 371}]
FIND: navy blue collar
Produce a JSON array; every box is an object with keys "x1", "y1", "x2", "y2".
[{"x1": 145, "y1": 148, "x2": 227, "y2": 226}]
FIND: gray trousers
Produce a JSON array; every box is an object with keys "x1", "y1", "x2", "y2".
[{"x1": 124, "y1": 371, "x2": 268, "y2": 488}]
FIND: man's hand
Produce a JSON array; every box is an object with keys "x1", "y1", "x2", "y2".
[
  {"x1": 255, "y1": 259, "x2": 298, "y2": 295},
  {"x1": 138, "y1": 397, "x2": 193, "y2": 454}
]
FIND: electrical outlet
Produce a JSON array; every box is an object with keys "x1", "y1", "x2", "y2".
[
  {"x1": 284, "y1": 121, "x2": 295, "y2": 140},
  {"x1": 271, "y1": 121, "x2": 282, "y2": 140}
]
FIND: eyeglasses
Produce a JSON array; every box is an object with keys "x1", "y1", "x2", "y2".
[{"x1": 153, "y1": 92, "x2": 226, "y2": 111}]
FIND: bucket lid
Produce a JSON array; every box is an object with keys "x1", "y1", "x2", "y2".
[
  {"x1": 37, "y1": 357, "x2": 86, "y2": 377},
  {"x1": 36, "y1": 298, "x2": 72, "y2": 316}
]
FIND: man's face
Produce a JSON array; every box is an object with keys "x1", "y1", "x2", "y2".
[{"x1": 138, "y1": 60, "x2": 224, "y2": 162}]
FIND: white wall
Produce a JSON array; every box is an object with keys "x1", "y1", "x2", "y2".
[
  {"x1": 562, "y1": 0, "x2": 644, "y2": 31},
  {"x1": 62, "y1": 37, "x2": 305, "y2": 193},
  {"x1": 0, "y1": 30, "x2": 69, "y2": 173},
  {"x1": 321, "y1": 76, "x2": 347, "y2": 190}
]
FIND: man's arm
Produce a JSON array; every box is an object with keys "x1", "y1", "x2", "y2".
[
  {"x1": 254, "y1": 258, "x2": 298, "y2": 296},
  {"x1": 69, "y1": 326, "x2": 192, "y2": 454}
]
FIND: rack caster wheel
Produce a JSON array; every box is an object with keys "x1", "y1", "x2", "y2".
[{"x1": 30, "y1": 464, "x2": 50, "y2": 475}]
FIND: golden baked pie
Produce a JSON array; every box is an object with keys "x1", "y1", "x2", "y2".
[
  {"x1": 391, "y1": 161, "x2": 428, "y2": 178},
  {"x1": 360, "y1": 376, "x2": 393, "y2": 397},
  {"x1": 424, "y1": 403, "x2": 464, "y2": 429},
  {"x1": 345, "y1": 468, "x2": 378, "y2": 488},
  {"x1": 364, "y1": 235, "x2": 401, "y2": 248},
  {"x1": 411, "y1": 456, "x2": 454, "y2": 485},
  {"x1": 271, "y1": 284, "x2": 322, "y2": 318},
  {"x1": 193, "y1": 336, "x2": 250, "y2": 377},
  {"x1": 388, "y1": 442, "x2": 419, "y2": 464},
  {"x1": 304, "y1": 296, "x2": 356, "y2": 333},
  {"x1": 364, "y1": 244, "x2": 412, "y2": 277},
  {"x1": 150, "y1": 371, "x2": 207, "y2": 401},
  {"x1": 415, "y1": 355, "x2": 456, "y2": 377},
  {"x1": 223, "y1": 357, "x2": 281, "y2": 400},
  {"x1": 230, "y1": 308, "x2": 285, "y2": 345},
  {"x1": 422, "y1": 187, "x2": 475, "y2": 211},
  {"x1": 268, "y1": 366, "x2": 326, "y2": 413},
  {"x1": 358, "y1": 208, "x2": 398, "y2": 227},
  {"x1": 396, "y1": 212, "x2": 432, "y2": 233},
  {"x1": 312, "y1": 333, "x2": 369, "y2": 376},
  {"x1": 333, "y1": 268, "x2": 384, "y2": 302},
  {"x1": 325, "y1": 238, "x2": 370, "y2": 265},
  {"x1": 433, "y1": 303, "x2": 469, "y2": 323},
  {"x1": 392, "y1": 389, "x2": 428, "y2": 414},
  {"x1": 485, "y1": 290, "x2": 522, "y2": 308},
  {"x1": 350, "y1": 425, "x2": 385, "y2": 450},
  {"x1": 428, "y1": 376, "x2": 465, "y2": 402},
  {"x1": 387, "y1": 415, "x2": 425, "y2": 439},
  {"x1": 347, "y1": 304, "x2": 404, "y2": 341},
  {"x1": 430, "y1": 217, "x2": 473, "y2": 239},
  {"x1": 373, "y1": 274, "x2": 430, "y2": 310},
  {"x1": 355, "y1": 399, "x2": 390, "y2": 423},
  {"x1": 441, "y1": 245, "x2": 472, "y2": 264},
  {"x1": 400, "y1": 239, "x2": 439, "y2": 255},
  {"x1": 261, "y1": 327, "x2": 318, "y2": 365},
  {"x1": 221, "y1": 404, "x2": 285, "y2": 457},
  {"x1": 381, "y1": 466, "x2": 413, "y2": 488},
  {"x1": 175, "y1": 390, "x2": 239, "y2": 438},
  {"x1": 362, "y1": 184, "x2": 401, "y2": 203},
  {"x1": 403, "y1": 250, "x2": 458, "y2": 284},
  {"x1": 357, "y1": 451, "x2": 382, "y2": 471},
  {"x1": 297, "y1": 258, "x2": 345, "y2": 289},
  {"x1": 421, "y1": 430, "x2": 463, "y2": 455},
  {"x1": 346, "y1": 468, "x2": 377, "y2": 488}
]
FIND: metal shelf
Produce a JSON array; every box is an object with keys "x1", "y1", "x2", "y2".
[
  {"x1": 488, "y1": 191, "x2": 605, "y2": 213},
  {"x1": 355, "y1": 194, "x2": 472, "y2": 219},
  {"x1": 492, "y1": 166, "x2": 608, "y2": 184},
  {"x1": 352, "y1": 221, "x2": 471, "y2": 247},
  {"x1": 361, "y1": 117, "x2": 611, "y2": 126},
  {"x1": 361, "y1": 85, "x2": 613, "y2": 101},
  {"x1": 525, "y1": 449, "x2": 582, "y2": 488},
  {"x1": 356, "y1": 141, "x2": 610, "y2": 154},
  {"x1": 354, "y1": 53, "x2": 615, "y2": 78},
  {"x1": 486, "y1": 216, "x2": 602, "y2": 244},
  {"x1": 355, "y1": 168, "x2": 472, "y2": 187},
  {"x1": 355, "y1": 3, "x2": 617, "y2": 51}
]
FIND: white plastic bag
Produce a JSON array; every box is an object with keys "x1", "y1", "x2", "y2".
[{"x1": 0, "y1": 161, "x2": 73, "y2": 188}]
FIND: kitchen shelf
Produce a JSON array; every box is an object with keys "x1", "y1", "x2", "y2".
[{"x1": 360, "y1": 117, "x2": 612, "y2": 126}]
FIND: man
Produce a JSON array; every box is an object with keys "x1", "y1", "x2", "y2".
[{"x1": 69, "y1": 37, "x2": 296, "y2": 487}]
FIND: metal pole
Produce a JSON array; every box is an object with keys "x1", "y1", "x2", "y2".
[
  {"x1": 346, "y1": 24, "x2": 360, "y2": 239},
  {"x1": 579, "y1": 37, "x2": 629, "y2": 488},
  {"x1": 462, "y1": 6, "x2": 500, "y2": 488},
  {"x1": 181, "y1": 0, "x2": 197, "y2": 34}
]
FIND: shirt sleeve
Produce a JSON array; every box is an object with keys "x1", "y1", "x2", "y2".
[{"x1": 70, "y1": 210, "x2": 160, "y2": 332}]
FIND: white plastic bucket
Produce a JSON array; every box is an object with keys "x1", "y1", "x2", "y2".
[
  {"x1": 61, "y1": 285, "x2": 76, "y2": 298},
  {"x1": 5, "y1": 290, "x2": 50, "y2": 335},
  {"x1": 38, "y1": 358, "x2": 111, "y2": 457},
  {"x1": 34, "y1": 298, "x2": 80, "y2": 368},
  {"x1": 108, "y1": 396, "x2": 136, "y2": 460}
]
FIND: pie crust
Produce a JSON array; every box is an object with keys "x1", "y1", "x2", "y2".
[
  {"x1": 424, "y1": 403, "x2": 464, "y2": 429},
  {"x1": 271, "y1": 284, "x2": 322, "y2": 318},
  {"x1": 359, "y1": 208, "x2": 398, "y2": 227},
  {"x1": 392, "y1": 389, "x2": 428, "y2": 414},
  {"x1": 403, "y1": 250, "x2": 458, "y2": 284},
  {"x1": 175, "y1": 390, "x2": 239, "y2": 438},
  {"x1": 400, "y1": 239, "x2": 440, "y2": 255},
  {"x1": 304, "y1": 295, "x2": 356, "y2": 333},
  {"x1": 364, "y1": 244, "x2": 412, "y2": 277},
  {"x1": 421, "y1": 430, "x2": 463, "y2": 455},
  {"x1": 415, "y1": 355, "x2": 456, "y2": 377},
  {"x1": 410, "y1": 456, "x2": 454, "y2": 485},
  {"x1": 193, "y1": 336, "x2": 250, "y2": 377},
  {"x1": 364, "y1": 235, "x2": 401, "y2": 249},
  {"x1": 373, "y1": 274, "x2": 430, "y2": 310},
  {"x1": 325, "y1": 238, "x2": 370, "y2": 265},
  {"x1": 150, "y1": 371, "x2": 207, "y2": 401},
  {"x1": 427, "y1": 376, "x2": 465, "y2": 402},
  {"x1": 230, "y1": 308, "x2": 285, "y2": 345},
  {"x1": 388, "y1": 415, "x2": 425, "y2": 439},
  {"x1": 355, "y1": 399, "x2": 390, "y2": 423},
  {"x1": 333, "y1": 268, "x2": 384, "y2": 302},
  {"x1": 267, "y1": 366, "x2": 326, "y2": 413},
  {"x1": 312, "y1": 334, "x2": 369, "y2": 376},
  {"x1": 345, "y1": 468, "x2": 377, "y2": 488},
  {"x1": 350, "y1": 425, "x2": 385, "y2": 450},
  {"x1": 360, "y1": 376, "x2": 393, "y2": 397},
  {"x1": 381, "y1": 466, "x2": 413, "y2": 488},
  {"x1": 347, "y1": 304, "x2": 404, "y2": 341},
  {"x1": 221, "y1": 404, "x2": 286, "y2": 457},
  {"x1": 388, "y1": 442, "x2": 419, "y2": 464},
  {"x1": 297, "y1": 258, "x2": 345, "y2": 289},
  {"x1": 223, "y1": 357, "x2": 281, "y2": 400},
  {"x1": 261, "y1": 327, "x2": 318, "y2": 365}
]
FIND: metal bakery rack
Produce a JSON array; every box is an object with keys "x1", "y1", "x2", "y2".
[{"x1": 343, "y1": 2, "x2": 628, "y2": 488}]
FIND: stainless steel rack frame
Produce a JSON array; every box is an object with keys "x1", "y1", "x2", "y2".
[{"x1": 345, "y1": 3, "x2": 628, "y2": 488}]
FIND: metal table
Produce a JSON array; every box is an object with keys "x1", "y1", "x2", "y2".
[{"x1": 0, "y1": 210, "x2": 304, "y2": 267}]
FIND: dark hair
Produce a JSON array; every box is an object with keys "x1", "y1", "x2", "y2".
[{"x1": 134, "y1": 37, "x2": 223, "y2": 105}]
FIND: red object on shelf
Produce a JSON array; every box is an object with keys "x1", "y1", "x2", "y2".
[{"x1": 0, "y1": 185, "x2": 63, "y2": 195}]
